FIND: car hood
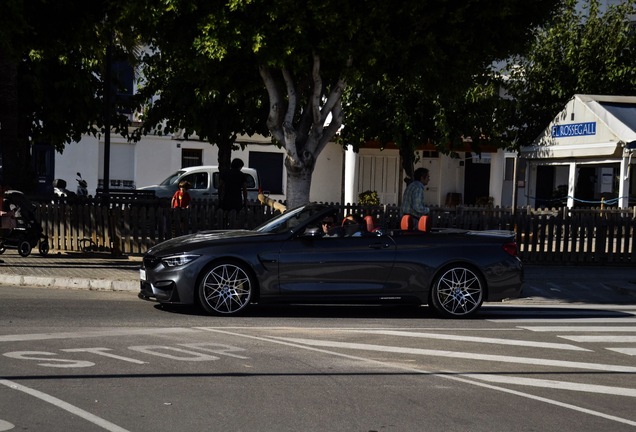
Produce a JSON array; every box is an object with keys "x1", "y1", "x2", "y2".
[
  {"x1": 137, "y1": 185, "x2": 174, "y2": 198},
  {"x1": 147, "y1": 229, "x2": 269, "y2": 255}
]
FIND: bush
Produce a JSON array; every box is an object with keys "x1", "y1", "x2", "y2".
[{"x1": 358, "y1": 190, "x2": 380, "y2": 206}]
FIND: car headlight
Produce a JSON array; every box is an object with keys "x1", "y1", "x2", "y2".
[{"x1": 161, "y1": 254, "x2": 200, "y2": 267}]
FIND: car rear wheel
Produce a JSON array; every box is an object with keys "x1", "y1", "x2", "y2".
[
  {"x1": 430, "y1": 265, "x2": 484, "y2": 318},
  {"x1": 198, "y1": 261, "x2": 253, "y2": 315}
]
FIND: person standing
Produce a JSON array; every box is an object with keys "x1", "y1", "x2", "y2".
[
  {"x1": 400, "y1": 167, "x2": 430, "y2": 217},
  {"x1": 219, "y1": 158, "x2": 248, "y2": 211},
  {"x1": 171, "y1": 180, "x2": 192, "y2": 208}
]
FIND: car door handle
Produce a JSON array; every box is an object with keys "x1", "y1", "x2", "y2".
[{"x1": 368, "y1": 243, "x2": 390, "y2": 249}]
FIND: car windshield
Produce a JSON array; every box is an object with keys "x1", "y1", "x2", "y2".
[
  {"x1": 254, "y1": 204, "x2": 327, "y2": 234},
  {"x1": 159, "y1": 171, "x2": 186, "y2": 186}
]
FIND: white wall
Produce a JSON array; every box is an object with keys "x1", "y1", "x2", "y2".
[
  {"x1": 55, "y1": 132, "x2": 346, "y2": 203},
  {"x1": 310, "y1": 142, "x2": 344, "y2": 203},
  {"x1": 54, "y1": 135, "x2": 100, "y2": 195}
]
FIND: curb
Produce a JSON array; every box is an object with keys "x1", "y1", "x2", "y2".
[{"x1": 1, "y1": 275, "x2": 138, "y2": 292}]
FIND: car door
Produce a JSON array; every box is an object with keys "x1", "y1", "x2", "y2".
[
  {"x1": 276, "y1": 233, "x2": 397, "y2": 296},
  {"x1": 181, "y1": 171, "x2": 210, "y2": 200}
]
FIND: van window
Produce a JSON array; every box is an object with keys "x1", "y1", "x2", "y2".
[
  {"x1": 183, "y1": 172, "x2": 209, "y2": 190},
  {"x1": 213, "y1": 172, "x2": 257, "y2": 189},
  {"x1": 160, "y1": 170, "x2": 186, "y2": 186}
]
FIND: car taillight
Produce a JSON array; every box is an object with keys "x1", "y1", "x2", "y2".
[{"x1": 502, "y1": 242, "x2": 517, "y2": 257}]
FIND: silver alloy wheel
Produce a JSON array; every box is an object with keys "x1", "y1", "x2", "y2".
[
  {"x1": 199, "y1": 262, "x2": 253, "y2": 315},
  {"x1": 430, "y1": 266, "x2": 484, "y2": 318}
]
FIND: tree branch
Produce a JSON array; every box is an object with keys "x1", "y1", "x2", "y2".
[{"x1": 258, "y1": 64, "x2": 285, "y2": 144}]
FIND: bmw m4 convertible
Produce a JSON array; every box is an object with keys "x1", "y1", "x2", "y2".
[{"x1": 139, "y1": 203, "x2": 523, "y2": 318}]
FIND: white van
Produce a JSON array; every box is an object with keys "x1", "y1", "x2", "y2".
[{"x1": 138, "y1": 165, "x2": 260, "y2": 201}]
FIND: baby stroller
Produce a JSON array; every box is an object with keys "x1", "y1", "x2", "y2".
[{"x1": 0, "y1": 190, "x2": 49, "y2": 257}]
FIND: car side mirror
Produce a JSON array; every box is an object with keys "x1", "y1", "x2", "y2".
[{"x1": 302, "y1": 227, "x2": 322, "y2": 237}]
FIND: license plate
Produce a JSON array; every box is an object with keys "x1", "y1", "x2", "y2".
[{"x1": 139, "y1": 269, "x2": 146, "y2": 281}]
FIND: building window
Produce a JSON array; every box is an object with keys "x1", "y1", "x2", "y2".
[
  {"x1": 249, "y1": 152, "x2": 284, "y2": 194},
  {"x1": 505, "y1": 157, "x2": 515, "y2": 181},
  {"x1": 182, "y1": 149, "x2": 202, "y2": 168}
]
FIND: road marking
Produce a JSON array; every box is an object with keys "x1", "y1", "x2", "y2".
[
  {"x1": 461, "y1": 374, "x2": 636, "y2": 397},
  {"x1": 197, "y1": 328, "x2": 636, "y2": 427},
  {"x1": 349, "y1": 330, "x2": 589, "y2": 351},
  {"x1": 0, "y1": 419, "x2": 14, "y2": 431},
  {"x1": 0, "y1": 328, "x2": 199, "y2": 342},
  {"x1": 607, "y1": 348, "x2": 636, "y2": 356},
  {"x1": 62, "y1": 348, "x2": 147, "y2": 364},
  {"x1": 519, "y1": 326, "x2": 636, "y2": 332},
  {"x1": 271, "y1": 337, "x2": 636, "y2": 372},
  {"x1": 0, "y1": 379, "x2": 130, "y2": 432},
  {"x1": 489, "y1": 318, "x2": 636, "y2": 323},
  {"x1": 559, "y1": 335, "x2": 636, "y2": 343}
]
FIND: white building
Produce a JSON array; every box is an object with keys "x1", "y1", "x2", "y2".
[
  {"x1": 520, "y1": 94, "x2": 636, "y2": 209},
  {"x1": 46, "y1": 128, "x2": 515, "y2": 208}
]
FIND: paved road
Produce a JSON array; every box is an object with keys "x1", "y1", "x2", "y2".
[
  {"x1": 1, "y1": 287, "x2": 636, "y2": 431},
  {"x1": 1, "y1": 249, "x2": 635, "y2": 305}
]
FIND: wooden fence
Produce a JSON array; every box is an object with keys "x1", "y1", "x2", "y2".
[{"x1": 31, "y1": 197, "x2": 635, "y2": 265}]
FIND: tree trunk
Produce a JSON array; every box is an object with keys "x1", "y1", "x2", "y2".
[
  {"x1": 0, "y1": 50, "x2": 19, "y2": 188},
  {"x1": 284, "y1": 152, "x2": 315, "y2": 209}
]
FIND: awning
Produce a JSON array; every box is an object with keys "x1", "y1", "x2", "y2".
[{"x1": 521, "y1": 141, "x2": 621, "y2": 159}]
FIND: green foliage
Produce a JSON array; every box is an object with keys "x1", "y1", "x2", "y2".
[
  {"x1": 505, "y1": 0, "x2": 636, "y2": 147},
  {"x1": 339, "y1": 0, "x2": 560, "y2": 177},
  {"x1": 0, "y1": 0, "x2": 140, "y2": 190},
  {"x1": 358, "y1": 190, "x2": 380, "y2": 206}
]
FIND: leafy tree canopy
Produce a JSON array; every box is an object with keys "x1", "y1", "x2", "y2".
[
  {"x1": 0, "y1": 0, "x2": 139, "y2": 191},
  {"x1": 505, "y1": 0, "x2": 636, "y2": 147},
  {"x1": 130, "y1": 0, "x2": 561, "y2": 207}
]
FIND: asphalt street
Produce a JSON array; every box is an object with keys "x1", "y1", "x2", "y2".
[{"x1": 0, "y1": 249, "x2": 634, "y2": 305}]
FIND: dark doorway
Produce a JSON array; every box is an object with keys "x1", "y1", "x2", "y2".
[
  {"x1": 32, "y1": 143, "x2": 55, "y2": 197},
  {"x1": 575, "y1": 167, "x2": 596, "y2": 206},
  {"x1": 249, "y1": 152, "x2": 284, "y2": 194},
  {"x1": 463, "y1": 157, "x2": 490, "y2": 205},
  {"x1": 535, "y1": 165, "x2": 555, "y2": 208}
]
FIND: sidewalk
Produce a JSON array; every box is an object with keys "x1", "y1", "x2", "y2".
[
  {"x1": 0, "y1": 250, "x2": 141, "y2": 292},
  {"x1": 0, "y1": 249, "x2": 635, "y2": 304}
]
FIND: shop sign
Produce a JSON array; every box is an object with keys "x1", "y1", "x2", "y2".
[{"x1": 551, "y1": 122, "x2": 597, "y2": 138}]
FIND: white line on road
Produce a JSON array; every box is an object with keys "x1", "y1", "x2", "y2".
[
  {"x1": 489, "y1": 318, "x2": 636, "y2": 323},
  {"x1": 272, "y1": 337, "x2": 636, "y2": 373},
  {"x1": 0, "y1": 328, "x2": 199, "y2": 342},
  {"x1": 196, "y1": 328, "x2": 636, "y2": 427},
  {"x1": 520, "y1": 326, "x2": 636, "y2": 332},
  {"x1": 559, "y1": 335, "x2": 636, "y2": 343},
  {"x1": 349, "y1": 330, "x2": 590, "y2": 351},
  {"x1": 461, "y1": 374, "x2": 636, "y2": 397},
  {"x1": 607, "y1": 348, "x2": 636, "y2": 356},
  {"x1": 0, "y1": 379, "x2": 130, "y2": 432}
]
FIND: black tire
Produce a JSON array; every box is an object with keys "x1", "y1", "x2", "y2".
[
  {"x1": 18, "y1": 241, "x2": 32, "y2": 257},
  {"x1": 430, "y1": 265, "x2": 484, "y2": 318},
  {"x1": 39, "y1": 241, "x2": 50, "y2": 257},
  {"x1": 197, "y1": 261, "x2": 254, "y2": 315},
  {"x1": 0, "y1": 246, "x2": 5, "y2": 255}
]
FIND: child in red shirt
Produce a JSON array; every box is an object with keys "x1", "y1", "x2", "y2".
[{"x1": 171, "y1": 181, "x2": 192, "y2": 208}]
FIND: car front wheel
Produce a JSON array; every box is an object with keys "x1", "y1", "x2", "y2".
[
  {"x1": 198, "y1": 261, "x2": 253, "y2": 315},
  {"x1": 430, "y1": 265, "x2": 484, "y2": 318}
]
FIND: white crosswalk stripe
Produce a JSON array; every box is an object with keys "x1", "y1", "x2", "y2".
[{"x1": 489, "y1": 314, "x2": 636, "y2": 358}]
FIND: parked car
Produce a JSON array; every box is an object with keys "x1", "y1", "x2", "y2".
[
  {"x1": 138, "y1": 203, "x2": 523, "y2": 318},
  {"x1": 137, "y1": 165, "x2": 260, "y2": 201}
]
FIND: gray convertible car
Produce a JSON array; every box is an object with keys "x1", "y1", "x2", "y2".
[{"x1": 139, "y1": 203, "x2": 523, "y2": 318}]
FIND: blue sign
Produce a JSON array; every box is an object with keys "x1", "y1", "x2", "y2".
[{"x1": 551, "y1": 122, "x2": 597, "y2": 138}]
